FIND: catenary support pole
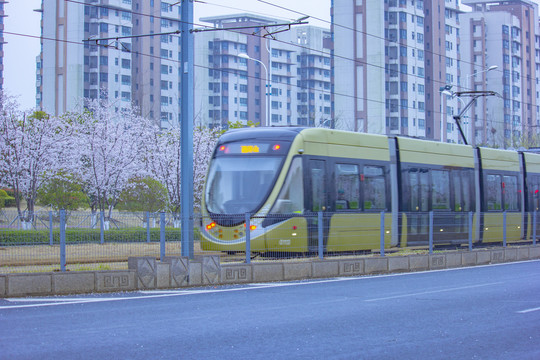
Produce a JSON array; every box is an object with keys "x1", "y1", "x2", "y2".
[{"x1": 180, "y1": 0, "x2": 194, "y2": 258}]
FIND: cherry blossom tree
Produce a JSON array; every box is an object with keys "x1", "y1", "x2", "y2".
[
  {"x1": 193, "y1": 126, "x2": 220, "y2": 213},
  {"x1": 145, "y1": 125, "x2": 219, "y2": 225},
  {"x1": 67, "y1": 97, "x2": 153, "y2": 227},
  {"x1": 0, "y1": 95, "x2": 72, "y2": 228}
]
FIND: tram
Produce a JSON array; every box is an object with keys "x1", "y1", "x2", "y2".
[{"x1": 200, "y1": 127, "x2": 540, "y2": 252}]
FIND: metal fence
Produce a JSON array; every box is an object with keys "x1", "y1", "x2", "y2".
[
  {"x1": 0, "y1": 209, "x2": 193, "y2": 274},
  {"x1": 0, "y1": 209, "x2": 538, "y2": 274}
]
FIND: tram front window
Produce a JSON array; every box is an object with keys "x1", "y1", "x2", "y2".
[{"x1": 206, "y1": 156, "x2": 283, "y2": 215}]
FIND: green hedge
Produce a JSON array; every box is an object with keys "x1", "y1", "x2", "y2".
[{"x1": 0, "y1": 227, "x2": 200, "y2": 245}]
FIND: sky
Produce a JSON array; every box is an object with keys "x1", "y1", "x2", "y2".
[{"x1": 3, "y1": 0, "x2": 331, "y2": 111}]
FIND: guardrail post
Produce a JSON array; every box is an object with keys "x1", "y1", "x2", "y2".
[
  {"x1": 468, "y1": 211, "x2": 473, "y2": 251},
  {"x1": 60, "y1": 209, "x2": 66, "y2": 272},
  {"x1": 49, "y1": 211, "x2": 53, "y2": 246},
  {"x1": 245, "y1": 213, "x2": 251, "y2": 264},
  {"x1": 146, "y1": 211, "x2": 151, "y2": 243},
  {"x1": 380, "y1": 211, "x2": 385, "y2": 257},
  {"x1": 533, "y1": 211, "x2": 537, "y2": 246},
  {"x1": 160, "y1": 212, "x2": 166, "y2": 260},
  {"x1": 100, "y1": 210, "x2": 105, "y2": 245},
  {"x1": 318, "y1": 211, "x2": 323, "y2": 259},
  {"x1": 503, "y1": 211, "x2": 507, "y2": 247},
  {"x1": 429, "y1": 211, "x2": 434, "y2": 254}
]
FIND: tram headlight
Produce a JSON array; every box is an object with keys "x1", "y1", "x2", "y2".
[{"x1": 243, "y1": 224, "x2": 257, "y2": 231}]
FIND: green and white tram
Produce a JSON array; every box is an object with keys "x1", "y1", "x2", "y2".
[{"x1": 201, "y1": 127, "x2": 540, "y2": 253}]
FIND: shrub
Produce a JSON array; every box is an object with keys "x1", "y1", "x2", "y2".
[{"x1": 0, "y1": 227, "x2": 201, "y2": 246}]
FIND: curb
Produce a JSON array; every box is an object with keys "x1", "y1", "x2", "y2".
[{"x1": 1, "y1": 246, "x2": 539, "y2": 298}]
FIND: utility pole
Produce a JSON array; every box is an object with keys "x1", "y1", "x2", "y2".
[{"x1": 180, "y1": 0, "x2": 194, "y2": 258}]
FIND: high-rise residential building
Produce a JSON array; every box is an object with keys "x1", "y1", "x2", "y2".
[
  {"x1": 38, "y1": 0, "x2": 183, "y2": 129},
  {"x1": 332, "y1": 0, "x2": 461, "y2": 142},
  {"x1": 194, "y1": 14, "x2": 331, "y2": 128},
  {"x1": 425, "y1": 0, "x2": 462, "y2": 143},
  {"x1": 294, "y1": 25, "x2": 333, "y2": 127},
  {"x1": 332, "y1": 0, "x2": 385, "y2": 133},
  {"x1": 461, "y1": 0, "x2": 540, "y2": 147},
  {"x1": 0, "y1": 1, "x2": 7, "y2": 92}
]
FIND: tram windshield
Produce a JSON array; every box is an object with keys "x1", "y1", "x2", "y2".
[{"x1": 205, "y1": 156, "x2": 283, "y2": 214}]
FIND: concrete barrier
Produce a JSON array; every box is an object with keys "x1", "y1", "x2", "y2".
[
  {"x1": 388, "y1": 256, "x2": 409, "y2": 272},
  {"x1": 1, "y1": 246, "x2": 539, "y2": 298}
]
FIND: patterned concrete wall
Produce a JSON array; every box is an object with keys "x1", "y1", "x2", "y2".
[{"x1": 1, "y1": 247, "x2": 539, "y2": 298}]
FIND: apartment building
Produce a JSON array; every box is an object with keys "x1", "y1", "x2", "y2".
[
  {"x1": 332, "y1": 0, "x2": 462, "y2": 142},
  {"x1": 38, "y1": 0, "x2": 183, "y2": 129},
  {"x1": 461, "y1": 0, "x2": 540, "y2": 147},
  {"x1": 194, "y1": 14, "x2": 331, "y2": 128},
  {"x1": 294, "y1": 25, "x2": 333, "y2": 127}
]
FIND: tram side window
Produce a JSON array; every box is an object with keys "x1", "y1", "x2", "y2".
[
  {"x1": 452, "y1": 170, "x2": 472, "y2": 212},
  {"x1": 486, "y1": 175, "x2": 502, "y2": 211},
  {"x1": 531, "y1": 176, "x2": 540, "y2": 211},
  {"x1": 364, "y1": 166, "x2": 386, "y2": 210},
  {"x1": 335, "y1": 163, "x2": 360, "y2": 210},
  {"x1": 503, "y1": 175, "x2": 519, "y2": 211},
  {"x1": 432, "y1": 170, "x2": 450, "y2": 210},
  {"x1": 408, "y1": 169, "x2": 429, "y2": 211},
  {"x1": 453, "y1": 171, "x2": 463, "y2": 211},
  {"x1": 461, "y1": 171, "x2": 472, "y2": 212},
  {"x1": 270, "y1": 157, "x2": 304, "y2": 214},
  {"x1": 311, "y1": 161, "x2": 326, "y2": 212}
]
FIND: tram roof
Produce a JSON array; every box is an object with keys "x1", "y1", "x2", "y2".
[{"x1": 218, "y1": 127, "x2": 305, "y2": 144}]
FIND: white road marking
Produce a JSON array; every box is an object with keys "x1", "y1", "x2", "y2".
[
  {"x1": 517, "y1": 306, "x2": 540, "y2": 314},
  {"x1": 364, "y1": 282, "x2": 504, "y2": 302}
]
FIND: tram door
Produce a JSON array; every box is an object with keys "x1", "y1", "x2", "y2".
[
  {"x1": 407, "y1": 169, "x2": 430, "y2": 245},
  {"x1": 307, "y1": 159, "x2": 330, "y2": 252}
]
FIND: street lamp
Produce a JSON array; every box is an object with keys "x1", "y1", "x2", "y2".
[
  {"x1": 465, "y1": 65, "x2": 498, "y2": 90},
  {"x1": 239, "y1": 53, "x2": 270, "y2": 127}
]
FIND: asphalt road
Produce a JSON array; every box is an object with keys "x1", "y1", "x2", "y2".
[{"x1": 1, "y1": 260, "x2": 539, "y2": 360}]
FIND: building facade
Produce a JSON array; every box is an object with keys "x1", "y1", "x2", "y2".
[
  {"x1": 38, "y1": 0, "x2": 183, "y2": 129},
  {"x1": 332, "y1": 0, "x2": 462, "y2": 142},
  {"x1": 194, "y1": 14, "x2": 331, "y2": 128},
  {"x1": 461, "y1": 0, "x2": 540, "y2": 147}
]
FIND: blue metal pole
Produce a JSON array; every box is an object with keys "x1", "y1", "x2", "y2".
[
  {"x1": 180, "y1": 0, "x2": 194, "y2": 258},
  {"x1": 146, "y1": 211, "x2": 151, "y2": 243},
  {"x1": 160, "y1": 212, "x2": 166, "y2": 261},
  {"x1": 49, "y1": 211, "x2": 53, "y2": 246},
  {"x1": 429, "y1": 211, "x2": 434, "y2": 254},
  {"x1": 318, "y1": 211, "x2": 323, "y2": 259},
  {"x1": 245, "y1": 213, "x2": 251, "y2": 264},
  {"x1": 533, "y1": 210, "x2": 537, "y2": 246},
  {"x1": 503, "y1": 211, "x2": 507, "y2": 247},
  {"x1": 380, "y1": 211, "x2": 385, "y2": 257},
  {"x1": 100, "y1": 211, "x2": 105, "y2": 245},
  {"x1": 468, "y1": 211, "x2": 473, "y2": 251},
  {"x1": 60, "y1": 209, "x2": 66, "y2": 272}
]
